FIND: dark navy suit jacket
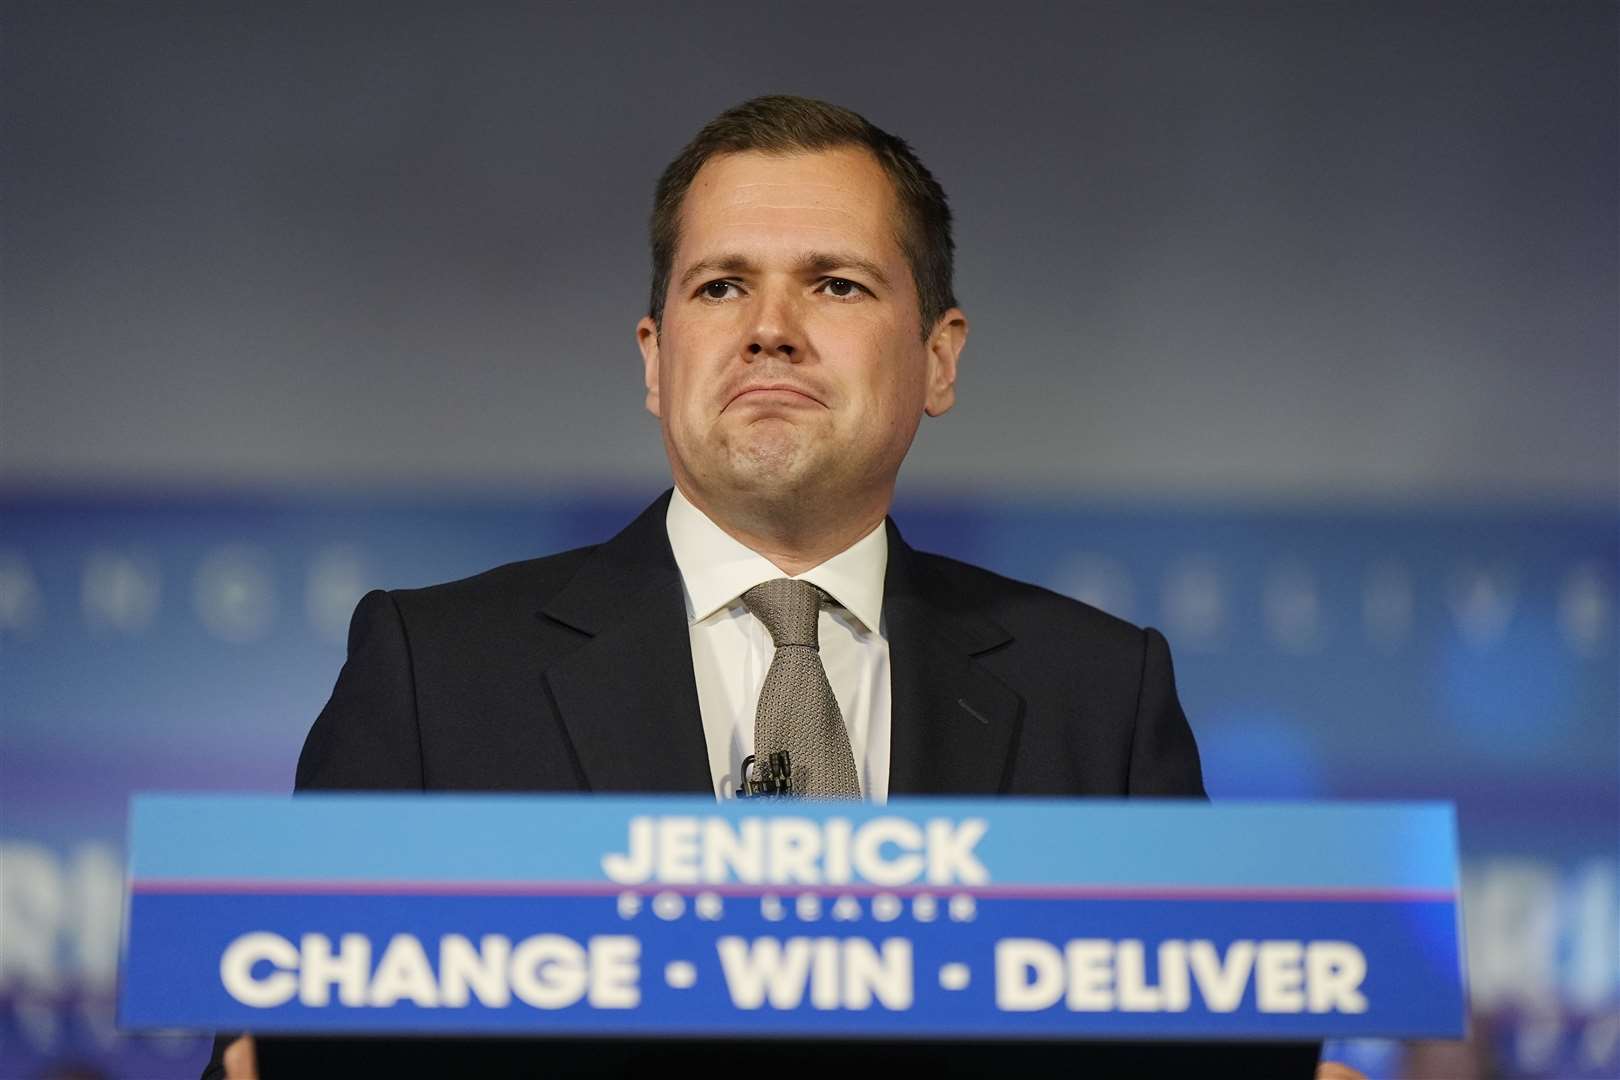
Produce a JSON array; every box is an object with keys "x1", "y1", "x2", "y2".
[{"x1": 294, "y1": 490, "x2": 1205, "y2": 798}]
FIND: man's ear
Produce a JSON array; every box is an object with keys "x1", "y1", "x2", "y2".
[
  {"x1": 636, "y1": 315, "x2": 662, "y2": 418},
  {"x1": 923, "y1": 308, "x2": 968, "y2": 417}
]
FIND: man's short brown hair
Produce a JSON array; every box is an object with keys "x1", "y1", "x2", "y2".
[{"x1": 648, "y1": 95, "x2": 957, "y2": 338}]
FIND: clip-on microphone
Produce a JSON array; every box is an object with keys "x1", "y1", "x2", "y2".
[{"x1": 737, "y1": 750, "x2": 793, "y2": 797}]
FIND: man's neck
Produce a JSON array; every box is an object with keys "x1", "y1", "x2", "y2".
[{"x1": 674, "y1": 482, "x2": 888, "y2": 577}]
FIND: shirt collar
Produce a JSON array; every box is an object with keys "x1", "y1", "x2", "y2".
[{"x1": 665, "y1": 486, "x2": 888, "y2": 634}]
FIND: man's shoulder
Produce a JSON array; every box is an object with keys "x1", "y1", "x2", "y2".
[
  {"x1": 383, "y1": 543, "x2": 601, "y2": 624},
  {"x1": 907, "y1": 547, "x2": 1145, "y2": 646}
]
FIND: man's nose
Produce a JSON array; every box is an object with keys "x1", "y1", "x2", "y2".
[{"x1": 744, "y1": 287, "x2": 802, "y2": 361}]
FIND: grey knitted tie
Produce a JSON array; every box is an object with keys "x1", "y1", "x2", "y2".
[{"x1": 743, "y1": 578, "x2": 862, "y2": 798}]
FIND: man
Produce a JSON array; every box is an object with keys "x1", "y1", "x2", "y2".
[{"x1": 212, "y1": 95, "x2": 1322, "y2": 1077}]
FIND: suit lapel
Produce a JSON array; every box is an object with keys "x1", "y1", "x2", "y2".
[
  {"x1": 883, "y1": 521, "x2": 1022, "y2": 795},
  {"x1": 538, "y1": 492, "x2": 713, "y2": 794}
]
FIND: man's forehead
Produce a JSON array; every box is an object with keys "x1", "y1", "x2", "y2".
[
  {"x1": 677, "y1": 149, "x2": 903, "y2": 258},
  {"x1": 697, "y1": 148, "x2": 889, "y2": 206},
  {"x1": 710, "y1": 180, "x2": 868, "y2": 216}
]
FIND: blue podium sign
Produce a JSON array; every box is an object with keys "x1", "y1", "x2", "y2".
[{"x1": 120, "y1": 796, "x2": 1465, "y2": 1040}]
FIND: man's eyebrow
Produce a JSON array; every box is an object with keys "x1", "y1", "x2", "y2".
[
  {"x1": 798, "y1": 251, "x2": 892, "y2": 289},
  {"x1": 678, "y1": 255, "x2": 756, "y2": 290},
  {"x1": 677, "y1": 252, "x2": 893, "y2": 291}
]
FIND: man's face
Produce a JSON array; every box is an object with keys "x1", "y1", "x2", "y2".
[{"x1": 637, "y1": 147, "x2": 965, "y2": 527}]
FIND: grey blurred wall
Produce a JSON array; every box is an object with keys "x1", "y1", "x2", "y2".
[{"x1": 3, "y1": 1, "x2": 1615, "y2": 502}]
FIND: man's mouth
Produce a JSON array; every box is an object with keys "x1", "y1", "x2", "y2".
[{"x1": 728, "y1": 384, "x2": 824, "y2": 408}]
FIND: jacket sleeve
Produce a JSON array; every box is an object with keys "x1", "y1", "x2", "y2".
[
  {"x1": 294, "y1": 589, "x2": 425, "y2": 792},
  {"x1": 1126, "y1": 626, "x2": 1207, "y2": 797}
]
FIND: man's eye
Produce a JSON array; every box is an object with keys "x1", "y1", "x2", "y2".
[
  {"x1": 821, "y1": 278, "x2": 865, "y2": 299},
  {"x1": 700, "y1": 281, "x2": 740, "y2": 300}
]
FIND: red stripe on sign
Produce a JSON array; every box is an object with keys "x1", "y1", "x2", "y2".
[{"x1": 128, "y1": 879, "x2": 1456, "y2": 902}]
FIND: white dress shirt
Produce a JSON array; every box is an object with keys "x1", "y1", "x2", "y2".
[{"x1": 665, "y1": 487, "x2": 891, "y2": 803}]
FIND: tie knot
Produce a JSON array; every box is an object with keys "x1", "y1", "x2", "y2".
[{"x1": 743, "y1": 578, "x2": 823, "y2": 649}]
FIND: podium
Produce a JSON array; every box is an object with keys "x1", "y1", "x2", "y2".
[{"x1": 121, "y1": 796, "x2": 1465, "y2": 1075}]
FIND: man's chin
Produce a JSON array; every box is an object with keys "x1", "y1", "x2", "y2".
[
  {"x1": 729, "y1": 459, "x2": 815, "y2": 496},
  {"x1": 719, "y1": 445, "x2": 832, "y2": 502},
  {"x1": 725, "y1": 429, "x2": 812, "y2": 475}
]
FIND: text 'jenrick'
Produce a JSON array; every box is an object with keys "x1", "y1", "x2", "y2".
[{"x1": 600, "y1": 816, "x2": 990, "y2": 886}]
